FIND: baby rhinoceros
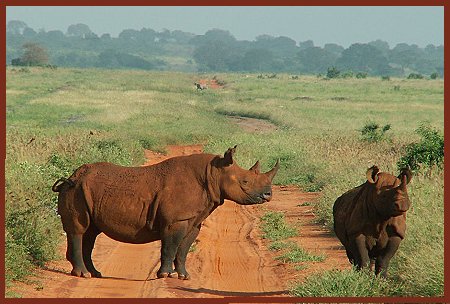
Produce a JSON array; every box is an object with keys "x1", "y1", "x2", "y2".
[{"x1": 333, "y1": 166, "x2": 412, "y2": 277}]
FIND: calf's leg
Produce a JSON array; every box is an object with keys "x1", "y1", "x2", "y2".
[
  {"x1": 354, "y1": 234, "x2": 370, "y2": 270},
  {"x1": 375, "y1": 236, "x2": 401, "y2": 277}
]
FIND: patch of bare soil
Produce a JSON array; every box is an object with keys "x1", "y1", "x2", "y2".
[
  {"x1": 197, "y1": 77, "x2": 227, "y2": 90},
  {"x1": 228, "y1": 116, "x2": 278, "y2": 133},
  {"x1": 13, "y1": 145, "x2": 348, "y2": 298}
]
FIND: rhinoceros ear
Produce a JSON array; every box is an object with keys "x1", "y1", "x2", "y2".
[
  {"x1": 222, "y1": 145, "x2": 237, "y2": 166},
  {"x1": 265, "y1": 159, "x2": 280, "y2": 181},
  {"x1": 249, "y1": 160, "x2": 260, "y2": 173},
  {"x1": 366, "y1": 165, "x2": 380, "y2": 184},
  {"x1": 398, "y1": 168, "x2": 412, "y2": 185}
]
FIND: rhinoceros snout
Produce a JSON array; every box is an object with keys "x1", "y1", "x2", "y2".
[{"x1": 262, "y1": 190, "x2": 272, "y2": 202}]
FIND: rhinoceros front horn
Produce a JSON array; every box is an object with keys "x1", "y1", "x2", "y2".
[{"x1": 265, "y1": 160, "x2": 280, "y2": 181}]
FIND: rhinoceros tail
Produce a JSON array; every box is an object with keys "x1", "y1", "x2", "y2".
[{"x1": 52, "y1": 177, "x2": 75, "y2": 192}]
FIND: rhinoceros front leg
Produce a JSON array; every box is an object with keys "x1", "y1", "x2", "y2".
[
  {"x1": 353, "y1": 234, "x2": 370, "y2": 270},
  {"x1": 173, "y1": 225, "x2": 201, "y2": 280},
  {"x1": 157, "y1": 220, "x2": 189, "y2": 279},
  {"x1": 375, "y1": 236, "x2": 401, "y2": 277}
]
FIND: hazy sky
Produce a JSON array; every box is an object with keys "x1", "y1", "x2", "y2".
[{"x1": 6, "y1": 6, "x2": 444, "y2": 47}]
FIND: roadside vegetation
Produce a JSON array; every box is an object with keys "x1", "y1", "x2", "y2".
[{"x1": 6, "y1": 67, "x2": 443, "y2": 297}]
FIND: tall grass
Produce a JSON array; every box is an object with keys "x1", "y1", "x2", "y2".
[{"x1": 6, "y1": 68, "x2": 443, "y2": 297}]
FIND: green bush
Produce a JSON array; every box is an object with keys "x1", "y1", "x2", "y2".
[
  {"x1": 326, "y1": 66, "x2": 340, "y2": 79},
  {"x1": 356, "y1": 72, "x2": 367, "y2": 79},
  {"x1": 407, "y1": 73, "x2": 424, "y2": 79},
  {"x1": 381, "y1": 75, "x2": 390, "y2": 81},
  {"x1": 360, "y1": 121, "x2": 391, "y2": 143},
  {"x1": 397, "y1": 122, "x2": 444, "y2": 172},
  {"x1": 5, "y1": 230, "x2": 32, "y2": 281},
  {"x1": 430, "y1": 72, "x2": 439, "y2": 79}
]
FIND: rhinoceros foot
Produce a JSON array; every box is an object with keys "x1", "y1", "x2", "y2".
[
  {"x1": 71, "y1": 268, "x2": 91, "y2": 278},
  {"x1": 177, "y1": 273, "x2": 190, "y2": 280},
  {"x1": 157, "y1": 271, "x2": 177, "y2": 279},
  {"x1": 91, "y1": 270, "x2": 102, "y2": 278}
]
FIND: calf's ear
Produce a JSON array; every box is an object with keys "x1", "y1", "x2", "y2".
[
  {"x1": 366, "y1": 165, "x2": 380, "y2": 183},
  {"x1": 398, "y1": 168, "x2": 412, "y2": 185},
  {"x1": 222, "y1": 145, "x2": 237, "y2": 166}
]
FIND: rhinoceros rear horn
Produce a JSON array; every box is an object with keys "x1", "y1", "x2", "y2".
[
  {"x1": 223, "y1": 145, "x2": 237, "y2": 166},
  {"x1": 366, "y1": 165, "x2": 380, "y2": 184},
  {"x1": 265, "y1": 159, "x2": 280, "y2": 181}
]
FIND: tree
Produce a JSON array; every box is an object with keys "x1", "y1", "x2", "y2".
[
  {"x1": 297, "y1": 47, "x2": 338, "y2": 74},
  {"x1": 241, "y1": 48, "x2": 275, "y2": 72},
  {"x1": 118, "y1": 29, "x2": 140, "y2": 40},
  {"x1": 190, "y1": 29, "x2": 237, "y2": 46},
  {"x1": 368, "y1": 39, "x2": 390, "y2": 56},
  {"x1": 7, "y1": 20, "x2": 28, "y2": 35},
  {"x1": 193, "y1": 40, "x2": 238, "y2": 71},
  {"x1": 15, "y1": 42, "x2": 49, "y2": 66},
  {"x1": 324, "y1": 43, "x2": 344, "y2": 56},
  {"x1": 67, "y1": 23, "x2": 92, "y2": 37},
  {"x1": 22, "y1": 27, "x2": 37, "y2": 38},
  {"x1": 336, "y1": 43, "x2": 392, "y2": 75},
  {"x1": 299, "y1": 40, "x2": 314, "y2": 50}
]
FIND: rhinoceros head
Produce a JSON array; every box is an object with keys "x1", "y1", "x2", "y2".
[
  {"x1": 216, "y1": 145, "x2": 279, "y2": 205},
  {"x1": 366, "y1": 166, "x2": 412, "y2": 217}
]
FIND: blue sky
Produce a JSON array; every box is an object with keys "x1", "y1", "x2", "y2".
[{"x1": 6, "y1": 6, "x2": 444, "y2": 47}]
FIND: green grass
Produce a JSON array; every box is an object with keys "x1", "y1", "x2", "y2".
[
  {"x1": 260, "y1": 211, "x2": 298, "y2": 241},
  {"x1": 5, "y1": 67, "x2": 444, "y2": 297},
  {"x1": 290, "y1": 268, "x2": 405, "y2": 297},
  {"x1": 275, "y1": 246, "x2": 325, "y2": 263}
]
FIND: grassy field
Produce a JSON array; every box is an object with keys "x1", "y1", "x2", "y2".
[{"x1": 5, "y1": 67, "x2": 444, "y2": 297}]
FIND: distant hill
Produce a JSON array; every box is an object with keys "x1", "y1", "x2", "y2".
[{"x1": 7, "y1": 20, "x2": 444, "y2": 77}]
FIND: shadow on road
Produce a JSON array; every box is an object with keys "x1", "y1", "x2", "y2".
[{"x1": 174, "y1": 286, "x2": 289, "y2": 297}]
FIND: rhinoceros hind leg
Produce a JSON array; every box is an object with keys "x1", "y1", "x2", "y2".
[
  {"x1": 82, "y1": 225, "x2": 102, "y2": 278},
  {"x1": 67, "y1": 234, "x2": 91, "y2": 278}
]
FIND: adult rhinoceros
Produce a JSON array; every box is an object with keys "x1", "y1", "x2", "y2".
[
  {"x1": 333, "y1": 166, "x2": 412, "y2": 277},
  {"x1": 52, "y1": 146, "x2": 279, "y2": 280}
]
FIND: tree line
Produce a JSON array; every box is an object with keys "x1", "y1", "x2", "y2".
[{"x1": 7, "y1": 20, "x2": 444, "y2": 77}]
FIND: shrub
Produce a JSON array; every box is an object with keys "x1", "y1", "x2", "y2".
[
  {"x1": 326, "y1": 66, "x2": 340, "y2": 79},
  {"x1": 5, "y1": 230, "x2": 32, "y2": 281},
  {"x1": 430, "y1": 72, "x2": 439, "y2": 79},
  {"x1": 381, "y1": 75, "x2": 390, "y2": 81},
  {"x1": 360, "y1": 121, "x2": 391, "y2": 143},
  {"x1": 356, "y1": 72, "x2": 367, "y2": 79},
  {"x1": 407, "y1": 73, "x2": 424, "y2": 79},
  {"x1": 341, "y1": 71, "x2": 353, "y2": 78},
  {"x1": 397, "y1": 122, "x2": 444, "y2": 172}
]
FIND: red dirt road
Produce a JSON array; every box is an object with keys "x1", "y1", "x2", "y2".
[{"x1": 14, "y1": 145, "x2": 348, "y2": 298}]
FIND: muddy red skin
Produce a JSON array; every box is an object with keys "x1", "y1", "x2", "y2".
[{"x1": 52, "y1": 146, "x2": 279, "y2": 280}]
